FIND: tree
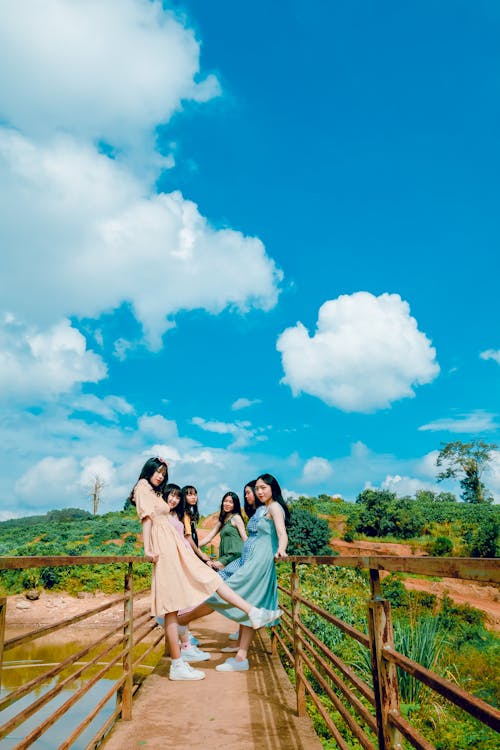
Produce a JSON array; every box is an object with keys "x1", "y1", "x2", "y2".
[
  {"x1": 89, "y1": 475, "x2": 106, "y2": 515},
  {"x1": 436, "y1": 441, "x2": 497, "y2": 504},
  {"x1": 287, "y1": 508, "x2": 333, "y2": 556}
]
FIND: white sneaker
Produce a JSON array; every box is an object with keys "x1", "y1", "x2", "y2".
[
  {"x1": 249, "y1": 606, "x2": 283, "y2": 629},
  {"x1": 181, "y1": 644, "x2": 211, "y2": 662},
  {"x1": 221, "y1": 645, "x2": 239, "y2": 653},
  {"x1": 169, "y1": 660, "x2": 205, "y2": 680},
  {"x1": 228, "y1": 630, "x2": 240, "y2": 641}
]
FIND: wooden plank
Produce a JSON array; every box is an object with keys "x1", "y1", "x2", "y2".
[{"x1": 284, "y1": 556, "x2": 500, "y2": 584}]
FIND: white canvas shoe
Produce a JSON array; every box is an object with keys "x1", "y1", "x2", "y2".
[
  {"x1": 249, "y1": 606, "x2": 283, "y2": 629},
  {"x1": 169, "y1": 660, "x2": 205, "y2": 681},
  {"x1": 181, "y1": 644, "x2": 211, "y2": 662}
]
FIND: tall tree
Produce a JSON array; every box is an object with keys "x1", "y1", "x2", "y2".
[{"x1": 436, "y1": 441, "x2": 497, "y2": 504}]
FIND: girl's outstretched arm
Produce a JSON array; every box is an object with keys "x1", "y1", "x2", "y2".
[{"x1": 198, "y1": 521, "x2": 222, "y2": 547}]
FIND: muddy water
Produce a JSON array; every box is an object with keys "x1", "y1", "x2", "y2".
[{"x1": 2, "y1": 627, "x2": 162, "y2": 749}]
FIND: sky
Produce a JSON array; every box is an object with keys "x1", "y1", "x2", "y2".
[{"x1": 1, "y1": 0, "x2": 499, "y2": 519}]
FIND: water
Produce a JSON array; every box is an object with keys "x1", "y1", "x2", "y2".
[{"x1": 1, "y1": 629, "x2": 161, "y2": 749}]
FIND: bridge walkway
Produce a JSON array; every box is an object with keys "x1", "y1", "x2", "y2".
[{"x1": 102, "y1": 611, "x2": 322, "y2": 750}]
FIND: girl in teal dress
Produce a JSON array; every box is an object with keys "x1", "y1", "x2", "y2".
[{"x1": 178, "y1": 473, "x2": 289, "y2": 672}]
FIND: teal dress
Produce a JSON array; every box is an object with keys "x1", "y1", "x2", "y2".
[{"x1": 206, "y1": 503, "x2": 283, "y2": 626}]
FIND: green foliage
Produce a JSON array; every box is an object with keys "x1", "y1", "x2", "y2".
[
  {"x1": 287, "y1": 507, "x2": 333, "y2": 556},
  {"x1": 429, "y1": 536, "x2": 454, "y2": 556},
  {"x1": 437, "y1": 440, "x2": 496, "y2": 504},
  {"x1": 354, "y1": 489, "x2": 425, "y2": 539},
  {"x1": 469, "y1": 513, "x2": 499, "y2": 558}
]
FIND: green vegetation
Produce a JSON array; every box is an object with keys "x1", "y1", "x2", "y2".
[
  {"x1": 276, "y1": 564, "x2": 500, "y2": 750},
  {"x1": 0, "y1": 507, "x2": 149, "y2": 595}
]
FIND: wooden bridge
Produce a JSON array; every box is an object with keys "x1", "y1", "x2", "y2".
[{"x1": 0, "y1": 554, "x2": 499, "y2": 749}]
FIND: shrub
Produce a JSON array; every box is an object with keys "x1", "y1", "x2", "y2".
[
  {"x1": 430, "y1": 536, "x2": 453, "y2": 556},
  {"x1": 287, "y1": 508, "x2": 332, "y2": 556}
]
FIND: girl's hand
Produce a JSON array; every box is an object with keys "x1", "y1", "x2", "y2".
[
  {"x1": 275, "y1": 549, "x2": 288, "y2": 560},
  {"x1": 211, "y1": 560, "x2": 224, "y2": 570},
  {"x1": 144, "y1": 552, "x2": 159, "y2": 563}
]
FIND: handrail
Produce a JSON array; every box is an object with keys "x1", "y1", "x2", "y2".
[
  {"x1": 0, "y1": 556, "x2": 163, "y2": 750},
  {"x1": 273, "y1": 555, "x2": 500, "y2": 749}
]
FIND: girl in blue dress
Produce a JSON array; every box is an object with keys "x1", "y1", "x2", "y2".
[{"x1": 178, "y1": 473, "x2": 289, "y2": 671}]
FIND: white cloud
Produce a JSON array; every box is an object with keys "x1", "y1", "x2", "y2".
[
  {"x1": 301, "y1": 457, "x2": 334, "y2": 484},
  {"x1": 191, "y1": 416, "x2": 266, "y2": 449},
  {"x1": 15, "y1": 456, "x2": 80, "y2": 500},
  {"x1": 419, "y1": 410, "x2": 498, "y2": 433},
  {"x1": 79, "y1": 455, "x2": 115, "y2": 488},
  {"x1": 277, "y1": 292, "x2": 439, "y2": 412},
  {"x1": 72, "y1": 394, "x2": 134, "y2": 421},
  {"x1": 0, "y1": 317, "x2": 106, "y2": 402},
  {"x1": 381, "y1": 474, "x2": 438, "y2": 497},
  {"x1": 139, "y1": 415, "x2": 179, "y2": 441},
  {"x1": 231, "y1": 397, "x2": 262, "y2": 411},
  {"x1": 414, "y1": 450, "x2": 440, "y2": 479},
  {"x1": 0, "y1": 0, "x2": 220, "y2": 164},
  {"x1": 0, "y1": 131, "x2": 281, "y2": 350},
  {"x1": 480, "y1": 349, "x2": 500, "y2": 365}
]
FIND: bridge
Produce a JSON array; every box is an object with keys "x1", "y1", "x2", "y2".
[{"x1": 0, "y1": 554, "x2": 499, "y2": 749}]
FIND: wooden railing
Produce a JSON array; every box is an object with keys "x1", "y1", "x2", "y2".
[
  {"x1": 1, "y1": 555, "x2": 499, "y2": 749},
  {"x1": 272, "y1": 555, "x2": 500, "y2": 750},
  {"x1": 0, "y1": 556, "x2": 161, "y2": 750}
]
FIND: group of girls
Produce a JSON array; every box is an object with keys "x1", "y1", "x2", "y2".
[{"x1": 130, "y1": 458, "x2": 289, "y2": 680}]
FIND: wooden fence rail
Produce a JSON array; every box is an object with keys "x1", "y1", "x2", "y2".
[
  {"x1": 0, "y1": 555, "x2": 162, "y2": 750},
  {"x1": 272, "y1": 555, "x2": 500, "y2": 750},
  {"x1": 0, "y1": 554, "x2": 499, "y2": 749}
]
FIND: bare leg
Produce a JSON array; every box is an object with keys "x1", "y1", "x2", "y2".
[
  {"x1": 178, "y1": 602, "x2": 213, "y2": 626},
  {"x1": 215, "y1": 581, "x2": 254, "y2": 615},
  {"x1": 165, "y1": 612, "x2": 181, "y2": 659},
  {"x1": 234, "y1": 625, "x2": 254, "y2": 662},
  {"x1": 178, "y1": 581, "x2": 254, "y2": 626}
]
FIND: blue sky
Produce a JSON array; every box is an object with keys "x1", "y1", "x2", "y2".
[{"x1": 1, "y1": 0, "x2": 499, "y2": 518}]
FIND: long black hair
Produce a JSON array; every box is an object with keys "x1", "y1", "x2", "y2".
[
  {"x1": 181, "y1": 485, "x2": 199, "y2": 523},
  {"x1": 243, "y1": 479, "x2": 262, "y2": 519},
  {"x1": 255, "y1": 473, "x2": 290, "y2": 525},
  {"x1": 129, "y1": 457, "x2": 168, "y2": 504},
  {"x1": 218, "y1": 491, "x2": 242, "y2": 524},
  {"x1": 163, "y1": 483, "x2": 184, "y2": 521}
]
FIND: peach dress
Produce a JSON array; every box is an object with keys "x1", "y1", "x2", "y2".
[{"x1": 134, "y1": 479, "x2": 220, "y2": 616}]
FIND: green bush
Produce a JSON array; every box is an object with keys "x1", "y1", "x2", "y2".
[
  {"x1": 430, "y1": 536, "x2": 454, "y2": 556},
  {"x1": 287, "y1": 508, "x2": 333, "y2": 556}
]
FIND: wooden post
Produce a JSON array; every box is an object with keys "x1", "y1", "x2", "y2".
[
  {"x1": 367, "y1": 569, "x2": 402, "y2": 750},
  {"x1": 122, "y1": 563, "x2": 134, "y2": 721},
  {"x1": 270, "y1": 626, "x2": 278, "y2": 656},
  {"x1": 291, "y1": 562, "x2": 306, "y2": 716},
  {"x1": 0, "y1": 597, "x2": 6, "y2": 689}
]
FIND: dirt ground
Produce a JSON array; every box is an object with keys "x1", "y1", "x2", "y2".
[{"x1": 332, "y1": 538, "x2": 500, "y2": 631}]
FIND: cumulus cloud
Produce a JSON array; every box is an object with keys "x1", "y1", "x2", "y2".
[
  {"x1": 139, "y1": 415, "x2": 179, "y2": 441},
  {"x1": 231, "y1": 397, "x2": 262, "y2": 411},
  {"x1": 419, "y1": 410, "x2": 498, "y2": 433},
  {"x1": 480, "y1": 349, "x2": 500, "y2": 365},
  {"x1": 277, "y1": 292, "x2": 440, "y2": 412},
  {"x1": 0, "y1": 316, "x2": 106, "y2": 402},
  {"x1": 79, "y1": 455, "x2": 115, "y2": 488},
  {"x1": 0, "y1": 0, "x2": 220, "y2": 162},
  {"x1": 0, "y1": 131, "x2": 282, "y2": 349},
  {"x1": 300, "y1": 457, "x2": 334, "y2": 484}
]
